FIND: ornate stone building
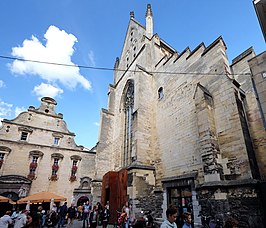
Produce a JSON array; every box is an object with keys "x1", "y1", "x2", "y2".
[
  {"x1": 95, "y1": 5, "x2": 266, "y2": 227},
  {"x1": 0, "y1": 97, "x2": 95, "y2": 207}
]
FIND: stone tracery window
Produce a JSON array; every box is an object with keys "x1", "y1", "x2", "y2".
[{"x1": 123, "y1": 80, "x2": 134, "y2": 167}]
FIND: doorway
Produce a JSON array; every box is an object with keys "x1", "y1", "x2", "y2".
[{"x1": 168, "y1": 186, "x2": 193, "y2": 227}]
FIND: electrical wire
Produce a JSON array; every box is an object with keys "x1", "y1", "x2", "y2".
[{"x1": 0, "y1": 55, "x2": 251, "y2": 76}]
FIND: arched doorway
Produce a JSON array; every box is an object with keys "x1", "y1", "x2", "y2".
[{"x1": 77, "y1": 196, "x2": 89, "y2": 206}]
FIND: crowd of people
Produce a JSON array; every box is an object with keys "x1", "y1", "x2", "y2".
[
  {"x1": 160, "y1": 205, "x2": 239, "y2": 228},
  {"x1": 0, "y1": 200, "x2": 110, "y2": 228}
]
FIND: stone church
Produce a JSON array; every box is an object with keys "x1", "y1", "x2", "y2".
[
  {"x1": 0, "y1": 4, "x2": 265, "y2": 228},
  {"x1": 0, "y1": 97, "x2": 96, "y2": 209},
  {"x1": 95, "y1": 4, "x2": 266, "y2": 227}
]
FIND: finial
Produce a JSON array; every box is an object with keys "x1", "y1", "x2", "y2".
[
  {"x1": 146, "y1": 4, "x2": 153, "y2": 17},
  {"x1": 130, "y1": 11, "x2": 135, "y2": 19},
  {"x1": 145, "y1": 4, "x2": 153, "y2": 38}
]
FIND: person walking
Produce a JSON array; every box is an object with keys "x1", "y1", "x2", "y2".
[
  {"x1": 82, "y1": 201, "x2": 91, "y2": 228},
  {"x1": 14, "y1": 210, "x2": 29, "y2": 228},
  {"x1": 67, "y1": 203, "x2": 76, "y2": 225},
  {"x1": 160, "y1": 205, "x2": 177, "y2": 228},
  {"x1": 0, "y1": 211, "x2": 13, "y2": 228},
  {"x1": 89, "y1": 206, "x2": 98, "y2": 228},
  {"x1": 57, "y1": 202, "x2": 68, "y2": 227},
  {"x1": 102, "y1": 203, "x2": 110, "y2": 228},
  {"x1": 182, "y1": 212, "x2": 192, "y2": 228},
  {"x1": 77, "y1": 204, "x2": 83, "y2": 220},
  {"x1": 121, "y1": 202, "x2": 130, "y2": 228}
]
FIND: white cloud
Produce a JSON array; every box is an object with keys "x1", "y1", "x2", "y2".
[
  {"x1": 33, "y1": 83, "x2": 64, "y2": 99},
  {"x1": 0, "y1": 80, "x2": 5, "y2": 88},
  {"x1": 9, "y1": 25, "x2": 91, "y2": 90},
  {"x1": 0, "y1": 99, "x2": 13, "y2": 118},
  {"x1": 15, "y1": 106, "x2": 27, "y2": 117},
  {"x1": 0, "y1": 99, "x2": 27, "y2": 125},
  {"x1": 94, "y1": 122, "x2": 100, "y2": 126},
  {"x1": 88, "y1": 50, "x2": 96, "y2": 67}
]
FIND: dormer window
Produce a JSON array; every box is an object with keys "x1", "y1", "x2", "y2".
[
  {"x1": 52, "y1": 133, "x2": 63, "y2": 146},
  {"x1": 21, "y1": 132, "x2": 28, "y2": 141},
  {"x1": 54, "y1": 137, "x2": 60, "y2": 145},
  {"x1": 18, "y1": 127, "x2": 33, "y2": 141}
]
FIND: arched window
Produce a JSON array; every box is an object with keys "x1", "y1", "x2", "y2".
[
  {"x1": 123, "y1": 80, "x2": 134, "y2": 167},
  {"x1": 158, "y1": 87, "x2": 164, "y2": 99}
]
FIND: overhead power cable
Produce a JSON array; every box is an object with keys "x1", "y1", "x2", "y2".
[{"x1": 0, "y1": 55, "x2": 251, "y2": 76}]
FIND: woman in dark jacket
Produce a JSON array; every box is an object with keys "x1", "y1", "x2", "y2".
[
  {"x1": 67, "y1": 204, "x2": 77, "y2": 225},
  {"x1": 89, "y1": 206, "x2": 98, "y2": 228},
  {"x1": 102, "y1": 204, "x2": 110, "y2": 228}
]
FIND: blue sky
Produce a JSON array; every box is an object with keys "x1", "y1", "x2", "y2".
[{"x1": 0, "y1": 0, "x2": 265, "y2": 149}]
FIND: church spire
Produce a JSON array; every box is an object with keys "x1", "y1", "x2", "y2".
[{"x1": 145, "y1": 4, "x2": 153, "y2": 38}]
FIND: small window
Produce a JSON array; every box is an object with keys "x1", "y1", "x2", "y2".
[
  {"x1": 73, "y1": 160, "x2": 78, "y2": 166},
  {"x1": 158, "y1": 87, "x2": 164, "y2": 99},
  {"x1": 0, "y1": 153, "x2": 4, "y2": 169},
  {"x1": 32, "y1": 156, "x2": 38, "y2": 163},
  {"x1": 21, "y1": 132, "x2": 28, "y2": 141},
  {"x1": 29, "y1": 168, "x2": 36, "y2": 174},
  {"x1": 52, "y1": 158, "x2": 59, "y2": 175},
  {"x1": 54, "y1": 137, "x2": 60, "y2": 145},
  {"x1": 52, "y1": 169, "x2": 57, "y2": 175}
]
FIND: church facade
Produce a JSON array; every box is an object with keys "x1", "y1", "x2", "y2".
[
  {"x1": 95, "y1": 5, "x2": 266, "y2": 227},
  {"x1": 0, "y1": 97, "x2": 96, "y2": 208}
]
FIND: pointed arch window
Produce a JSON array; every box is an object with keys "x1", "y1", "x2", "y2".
[{"x1": 123, "y1": 80, "x2": 134, "y2": 167}]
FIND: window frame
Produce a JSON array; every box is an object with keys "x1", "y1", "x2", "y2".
[
  {"x1": 54, "y1": 137, "x2": 60, "y2": 145},
  {"x1": 20, "y1": 132, "x2": 28, "y2": 141}
]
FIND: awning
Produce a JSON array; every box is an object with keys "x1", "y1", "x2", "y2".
[
  {"x1": 17, "y1": 191, "x2": 67, "y2": 204},
  {"x1": 0, "y1": 195, "x2": 16, "y2": 204}
]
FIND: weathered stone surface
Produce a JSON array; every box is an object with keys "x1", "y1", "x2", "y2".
[
  {"x1": 0, "y1": 97, "x2": 96, "y2": 204},
  {"x1": 95, "y1": 5, "x2": 266, "y2": 227}
]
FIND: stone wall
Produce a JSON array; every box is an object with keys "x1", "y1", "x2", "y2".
[{"x1": 198, "y1": 182, "x2": 264, "y2": 227}]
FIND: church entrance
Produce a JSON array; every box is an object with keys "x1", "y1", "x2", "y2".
[
  {"x1": 162, "y1": 173, "x2": 200, "y2": 228},
  {"x1": 168, "y1": 186, "x2": 193, "y2": 227}
]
